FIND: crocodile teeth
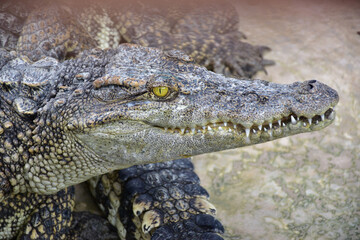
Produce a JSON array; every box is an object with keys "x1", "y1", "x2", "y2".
[
  {"x1": 268, "y1": 130, "x2": 273, "y2": 137},
  {"x1": 161, "y1": 107, "x2": 336, "y2": 136},
  {"x1": 245, "y1": 128, "x2": 250, "y2": 138}
]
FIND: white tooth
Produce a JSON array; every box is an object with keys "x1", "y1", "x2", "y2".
[
  {"x1": 291, "y1": 115, "x2": 297, "y2": 125},
  {"x1": 165, "y1": 127, "x2": 168, "y2": 131},
  {"x1": 321, "y1": 114, "x2": 325, "y2": 121},
  {"x1": 258, "y1": 125, "x2": 262, "y2": 131},
  {"x1": 213, "y1": 123, "x2": 217, "y2": 127},
  {"x1": 224, "y1": 122, "x2": 228, "y2": 126},
  {"x1": 245, "y1": 128, "x2": 250, "y2": 138},
  {"x1": 208, "y1": 126, "x2": 212, "y2": 131},
  {"x1": 282, "y1": 123, "x2": 286, "y2": 127},
  {"x1": 316, "y1": 120, "x2": 319, "y2": 125},
  {"x1": 202, "y1": 126, "x2": 206, "y2": 130},
  {"x1": 252, "y1": 129, "x2": 257, "y2": 134},
  {"x1": 278, "y1": 120, "x2": 281, "y2": 126},
  {"x1": 308, "y1": 118, "x2": 312, "y2": 125},
  {"x1": 191, "y1": 128, "x2": 196, "y2": 134},
  {"x1": 218, "y1": 127, "x2": 223, "y2": 131},
  {"x1": 181, "y1": 128, "x2": 185, "y2": 134},
  {"x1": 303, "y1": 122, "x2": 307, "y2": 127},
  {"x1": 268, "y1": 130, "x2": 273, "y2": 137},
  {"x1": 228, "y1": 128, "x2": 232, "y2": 132},
  {"x1": 329, "y1": 111, "x2": 335, "y2": 120},
  {"x1": 269, "y1": 123, "x2": 272, "y2": 129},
  {"x1": 297, "y1": 117, "x2": 300, "y2": 121},
  {"x1": 233, "y1": 124, "x2": 237, "y2": 129},
  {"x1": 264, "y1": 127, "x2": 267, "y2": 132}
]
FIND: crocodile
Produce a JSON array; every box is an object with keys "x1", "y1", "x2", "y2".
[
  {"x1": 0, "y1": 44, "x2": 338, "y2": 239},
  {"x1": 0, "y1": 0, "x2": 339, "y2": 239},
  {"x1": 1, "y1": 0, "x2": 274, "y2": 78}
]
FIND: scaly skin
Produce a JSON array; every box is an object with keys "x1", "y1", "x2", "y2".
[
  {"x1": 0, "y1": 44, "x2": 338, "y2": 239},
  {"x1": 1, "y1": 0, "x2": 274, "y2": 78},
  {"x1": 89, "y1": 158, "x2": 224, "y2": 239}
]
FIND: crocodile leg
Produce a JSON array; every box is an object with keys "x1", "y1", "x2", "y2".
[
  {"x1": 0, "y1": 187, "x2": 74, "y2": 240},
  {"x1": 89, "y1": 158, "x2": 224, "y2": 240}
]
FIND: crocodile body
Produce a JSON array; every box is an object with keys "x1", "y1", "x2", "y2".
[{"x1": 0, "y1": 1, "x2": 339, "y2": 239}]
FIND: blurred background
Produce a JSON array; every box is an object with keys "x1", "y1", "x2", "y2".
[{"x1": 193, "y1": 0, "x2": 359, "y2": 239}]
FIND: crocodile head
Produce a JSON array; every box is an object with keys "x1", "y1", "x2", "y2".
[
  {"x1": 61, "y1": 45, "x2": 338, "y2": 167},
  {"x1": 14, "y1": 44, "x2": 336, "y2": 193}
]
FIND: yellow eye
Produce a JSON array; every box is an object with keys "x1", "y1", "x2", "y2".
[{"x1": 152, "y1": 86, "x2": 169, "y2": 97}]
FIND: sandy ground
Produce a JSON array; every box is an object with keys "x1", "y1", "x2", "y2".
[{"x1": 193, "y1": 0, "x2": 360, "y2": 239}]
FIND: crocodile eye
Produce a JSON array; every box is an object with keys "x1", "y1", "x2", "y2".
[{"x1": 152, "y1": 86, "x2": 169, "y2": 97}]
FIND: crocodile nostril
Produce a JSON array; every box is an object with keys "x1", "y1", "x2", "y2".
[{"x1": 308, "y1": 80, "x2": 317, "y2": 90}]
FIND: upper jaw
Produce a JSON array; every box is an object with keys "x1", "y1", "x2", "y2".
[{"x1": 151, "y1": 106, "x2": 336, "y2": 138}]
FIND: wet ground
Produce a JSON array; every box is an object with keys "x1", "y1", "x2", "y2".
[{"x1": 193, "y1": 0, "x2": 359, "y2": 239}]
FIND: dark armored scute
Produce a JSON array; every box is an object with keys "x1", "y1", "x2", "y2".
[{"x1": 0, "y1": 44, "x2": 338, "y2": 238}]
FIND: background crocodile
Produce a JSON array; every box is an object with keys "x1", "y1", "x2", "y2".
[
  {"x1": 0, "y1": 0, "x2": 342, "y2": 240},
  {"x1": 1, "y1": 0, "x2": 274, "y2": 78}
]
